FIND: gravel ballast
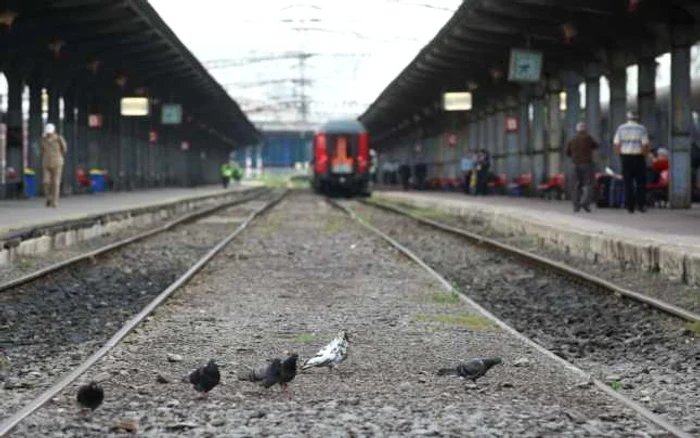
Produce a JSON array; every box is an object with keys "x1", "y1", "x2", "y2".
[
  {"x1": 0, "y1": 196, "x2": 273, "y2": 417},
  {"x1": 11, "y1": 192, "x2": 662, "y2": 437},
  {"x1": 350, "y1": 200, "x2": 700, "y2": 435}
]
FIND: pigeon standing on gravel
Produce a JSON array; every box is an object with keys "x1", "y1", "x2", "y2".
[
  {"x1": 239, "y1": 352, "x2": 299, "y2": 398},
  {"x1": 437, "y1": 357, "x2": 503, "y2": 383},
  {"x1": 238, "y1": 358, "x2": 283, "y2": 388},
  {"x1": 77, "y1": 381, "x2": 104, "y2": 415},
  {"x1": 185, "y1": 359, "x2": 220, "y2": 399},
  {"x1": 301, "y1": 330, "x2": 350, "y2": 372}
]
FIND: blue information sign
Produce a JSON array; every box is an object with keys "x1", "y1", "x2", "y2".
[{"x1": 508, "y1": 49, "x2": 543, "y2": 83}]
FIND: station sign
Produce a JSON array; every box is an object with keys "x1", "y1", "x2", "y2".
[
  {"x1": 181, "y1": 141, "x2": 190, "y2": 151},
  {"x1": 161, "y1": 103, "x2": 183, "y2": 125},
  {"x1": 120, "y1": 97, "x2": 150, "y2": 117},
  {"x1": 508, "y1": 48, "x2": 543, "y2": 83},
  {"x1": 149, "y1": 130, "x2": 158, "y2": 143},
  {"x1": 442, "y1": 91, "x2": 472, "y2": 111},
  {"x1": 445, "y1": 132, "x2": 458, "y2": 146},
  {"x1": 504, "y1": 116, "x2": 520, "y2": 133},
  {"x1": 88, "y1": 114, "x2": 103, "y2": 128}
]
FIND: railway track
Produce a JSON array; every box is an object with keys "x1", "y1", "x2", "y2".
[
  {"x1": 0, "y1": 188, "x2": 286, "y2": 436},
  {"x1": 329, "y1": 197, "x2": 699, "y2": 438}
]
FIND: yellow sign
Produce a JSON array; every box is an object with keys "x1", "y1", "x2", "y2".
[{"x1": 120, "y1": 97, "x2": 150, "y2": 117}]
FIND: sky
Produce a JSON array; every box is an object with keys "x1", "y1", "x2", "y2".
[{"x1": 147, "y1": 0, "x2": 463, "y2": 129}]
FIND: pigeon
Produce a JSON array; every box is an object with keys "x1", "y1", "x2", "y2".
[
  {"x1": 279, "y1": 353, "x2": 299, "y2": 397},
  {"x1": 239, "y1": 353, "x2": 299, "y2": 398},
  {"x1": 301, "y1": 330, "x2": 350, "y2": 372},
  {"x1": 185, "y1": 359, "x2": 220, "y2": 399},
  {"x1": 437, "y1": 357, "x2": 502, "y2": 383},
  {"x1": 238, "y1": 358, "x2": 283, "y2": 388},
  {"x1": 77, "y1": 381, "x2": 104, "y2": 415}
]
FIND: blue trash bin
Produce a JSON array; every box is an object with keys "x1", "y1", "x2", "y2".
[
  {"x1": 89, "y1": 171, "x2": 105, "y2": 193},
  {"x1": 24, "y1": 169, "x2": 36, "y2": 198}
]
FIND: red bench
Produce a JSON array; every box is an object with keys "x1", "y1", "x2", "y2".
[
  {"x1": 508, "y1": 173, "x2": 533, "y2": 196},
  {"x1": 488, "y1": 173, "x2": 507, "y2": 194},
  {"x1": 646, "y1": 169, "x2": 669, "y2": 207},
  {"x1": 75, "y1": 168, "x2": 91, "y2": 193},
  {"x1": 538, "y1": 173, "x2": 566, "y2": 200}
]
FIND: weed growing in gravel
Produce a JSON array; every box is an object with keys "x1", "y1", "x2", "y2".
[
  {"x1": 686, "y1": 321, "x2": 700, "y2": 336},
  {"x1": 611, "y1": 381, "x2": 621, "y2": 391},
  {"x1": 430, "y1": 291, "x2": 462, "y2": 305},
  {"x1": 324, "y1": 219, "x2": 344, "y2": 234},
  {"x1": 294, "y1": 333, "x2": 320, "y2": 344},
  {"x1": 415, "y1": 313, "x2": 492, "y2": 329}
]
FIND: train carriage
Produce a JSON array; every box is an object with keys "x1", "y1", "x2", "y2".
[{"x1": 312, "y1": 119, "x2": 373, "y2": 197}]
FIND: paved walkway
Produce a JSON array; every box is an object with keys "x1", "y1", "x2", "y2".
[
  {"x1": 0, "y1": 183, "x2": 258, "y2": 234},
  {"x1": 378, "y1": 191, "x2": 700, "y2": 255}
]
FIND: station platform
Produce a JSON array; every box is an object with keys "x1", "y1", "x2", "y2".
[
  {"x1": 374, "y1": 190, "x2": 700, "y2": 286},
  {"x1": 0, "y1": 183, "x2": 259, "y2": 235}
]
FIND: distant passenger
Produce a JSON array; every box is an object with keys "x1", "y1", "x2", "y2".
[
  {"x1": 475, "y1": 149, "x2": 490, "y2": 196},
  {"x1": 220, "y1": 162, "x2": 233, "y2": 188},
  {"x1": 40, "y1": 123, "x2": 67, "y2": 208},
  {"x1": 566, "y1": 122, "x2": 598, "y2": 213},
  {"x1": 614, "y1": 111, "x2": 650, "y2": 213},
  {"x1": 460, "y1": 152, "x2": 475, "y2": 194}
]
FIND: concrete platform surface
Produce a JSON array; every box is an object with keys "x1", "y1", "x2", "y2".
[
  {"x1": 376, "y1": 191, "x2": 700, "y2": 285},
  {"x1": 0, "y1": 184, "x2": 258, "y2": 234}
]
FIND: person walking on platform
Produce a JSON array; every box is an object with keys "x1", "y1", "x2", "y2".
[
  {"x1": 566, "y1": 122, "x2": 598, "y2": 213},
  {"x1": 475, "y1": 149, "x2": 491, "y2": 196},
  {"x1": 220, "y1": 162, "x2": 233, "y2": 189},
  {"x1": 614, "y1": 111, "x2": 650, "y2": 213},
  {"x1": 40, "y1": 123, "x2": 67, "y2": 208},
  {"x1": 460, "y1": 151, "x2": 475, "y2": 194}
]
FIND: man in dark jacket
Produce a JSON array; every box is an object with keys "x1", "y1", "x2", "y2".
[{"x1": 566, "y1": 122, "x2": 598, "y2": 212}]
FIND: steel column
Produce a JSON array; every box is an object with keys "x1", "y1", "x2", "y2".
[
  {"x1": 563, "y1": 73, "x2": 581, "y2": 144},
  {"x1": 505, "y1": 96, "x2": 519, "y2": 180},
  {"x1": 585, "y1": 77, "x2": 602, "y2": 146},
  {"x1": 638, "y1": 58, "x2": 657, "y2": 146},
  {"x1": 5, "y1": 72, "x2": 24, "y2": 198},
  {"x1": 547, "y1": 78, "x2": 563, "y2": 176},
  {"x1": 609, "y1": 69, "x2": 627, "y2": 171},
  {"x1": 532, "y1": 86, "x2": 546, "y2": 187},
  {"x1": 28, "y1": 83, "x2": 42, "y2": 173},
  {"x1": 518, "y1": 94, "x2": 529, "y2": 180},
  {"x1": 63, "y1": 92, "x2": 77, "y2": 194},
  {"x1": 669, "y1": 40, "x2": 693, "y2": 208}
]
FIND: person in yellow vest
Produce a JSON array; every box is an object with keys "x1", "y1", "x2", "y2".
[
  {"x1": 221, "y1": 162, "x2": 233, "y2": 188},
  {"x1": 40, "y1": 123, "x2": 67, "y2": 208}
]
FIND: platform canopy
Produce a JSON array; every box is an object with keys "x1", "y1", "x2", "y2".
[
  {"x1": 0, "y1": 0, "x2": 259, "y2": 145},
  {"x1": 359, "y1": 0, "x2": 700, "y2": 143}
]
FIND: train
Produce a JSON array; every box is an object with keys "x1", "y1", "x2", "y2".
[{"x1": 311, "y1": 119, "x2": 373, "y2": 197}]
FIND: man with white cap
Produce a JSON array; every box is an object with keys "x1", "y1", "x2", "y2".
[
  {"x1": 613, "y1": 110, "x2": 650, "y2": 213},
  {"x1": 40, "y1": 123, "x2": 67, "y2": 208},
  {"x1": 565, "y1": 121, "x2": 598, "y2": 212}
]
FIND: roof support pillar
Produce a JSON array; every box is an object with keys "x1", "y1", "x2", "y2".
[
  {"x1": 532, "y1": 84, "x2": 546, "y2": 188},
  {"x1": 668, "y1": 30, "x2": 693, "y2": 208},
  {"x1": 505, "y1": 95, "x2": 519, "y2": 181},
  {"x1": 28, "y1": 80, "x2": 43, "y2": 174},
  {"x1": 4, "y1": 70, "x2": 24, "y2": 199},
  {"x1": 118, "y1": 108, "x2": 134, "y2": 191},
  {"x1": 547, "y1": 78, "x2": 563, "y2": 176},
  {"x1": 638, "y1": 58, "x2": 657, "y2": 148},
  {"x1": 563, "y1": 72, "x2": 582, "y2": 145},
  {"x1": 609, "y1": 68, "x2": 627, "y2": 172},
  {"x1": 494, "y1": 103, "x2": 505, "y2": 176},
  {"x1": 76, "y1": 92, "x2": 90, "y2": 193},
  {"x1": 63, "y1": 90, "x2": 78, "y2": 195},
  {"x1": 585, "y1": 75, "x2": 602, "y2": 147},
  {"x1": 478, "y1": 111, "x2": 487, "y2": 156},
  {"x1": 518, "y1": 92, "x2": 530, "y2": 181},
  {"x1": 486, "y1": 106, "x2": 498, "y2": 173},
  {"x1": 104, "y1": 93, "x2": 120, "y2": 191}
]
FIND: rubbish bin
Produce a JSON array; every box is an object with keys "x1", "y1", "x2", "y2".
[
  {"x1": 89, "y1": 169, "x2": 105, "y2": 193},
  {"x1": 24, "y1": 168, "x2": 36, "y2": 198}
]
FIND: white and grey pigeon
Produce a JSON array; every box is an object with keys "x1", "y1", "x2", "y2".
[{"x1": 301, "y1": 330, "x2": 350, "y2": 372}]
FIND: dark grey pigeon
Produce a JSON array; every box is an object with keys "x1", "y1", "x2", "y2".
[
  {"x1": 185, "y1": 359, "x2": 220, "y2": 399},
  {"x1": 77, "y1": 381, "x2": 104, "y2": 415},
  {"x1": 279, "y1": 353, "x2": 298, "y2": 398},
  {"x1": 238, "y1": 358, "x2": 282, "y2": 388},
  {"x1": 437, "y1": 357, "x2": 502, "y2": 382}
]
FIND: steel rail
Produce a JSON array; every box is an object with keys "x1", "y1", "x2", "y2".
[
  {"x1": 0, "y1": 189, "x2": 287, "y2": 437},
  {"x1": 0, "y1": 187, "x2": 270, "y2": 294},
  {"x1": 328, "y1": 198, "x2": 692, "y2": 438},
  {"x1": 361, "y1": 198, "x2": 700, "y2": 325}
]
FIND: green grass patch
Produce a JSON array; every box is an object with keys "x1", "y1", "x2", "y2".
[
  {"x1": 294, "y1": 333, "x2": 320, "y2": 344},
  {"x1": 369, "y1": 196, "x2": 455, "y2": 222},
  {"x1": 415, "y1": 313, "x2": 492, "y2": 329},
  {"x1": 685, "y1": 321, "x2": 700, "y2": 336},
  {"x1": 430, "y1": 291, "x2": 462, "y2": 305},
  {"x1": 324, "y1": 219, "x2": 344, "y2": 234}
]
